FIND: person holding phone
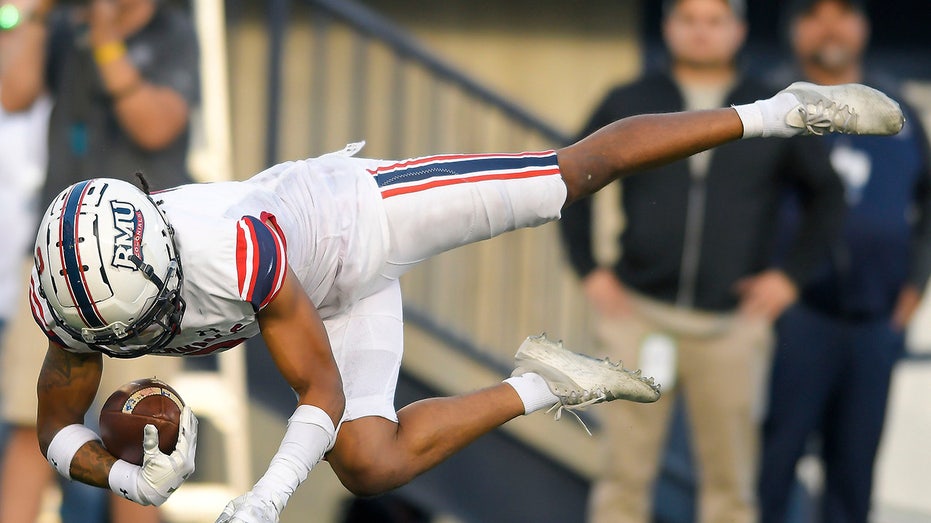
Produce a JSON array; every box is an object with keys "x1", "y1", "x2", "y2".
[{"x1": 0, "y1": 1, "x2": 199, "y2": 521}]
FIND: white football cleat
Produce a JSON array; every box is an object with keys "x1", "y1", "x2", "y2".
[
  {"x1": 512, "y1": 334, "x2": 661, "y2": 408},
  {"x1": 780, "y1": 82, "x2": 905, "y2": 136}
]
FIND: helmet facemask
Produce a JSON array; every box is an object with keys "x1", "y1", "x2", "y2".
[{"x1": 49, "y1": 256, "x2": 185, "y2": 358}]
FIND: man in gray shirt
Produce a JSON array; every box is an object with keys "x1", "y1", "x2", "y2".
[{"x1": 0, "y1": 1, "x2": 198, "y2": 521}]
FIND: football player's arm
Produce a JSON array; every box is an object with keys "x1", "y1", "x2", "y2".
[
  {"x1": 36, "y1": 340, "x2": 109, "y2": 486},
  {"x1": 257, "y1": 267, "x2": 345, "y2": 424},
  {"x1": 220, "y1": 267, "x2": 344, "y2": 522},
  {"x1": 37, "y1": 341, "x2": 197, "y2": 506}
]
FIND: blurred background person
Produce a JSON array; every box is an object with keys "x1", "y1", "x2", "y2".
[
  {"x1": 559, "y1": 0, "x2": 845, "y2": 521},
  {"x1": 0, "y1": 4, "x2": 51, "y2": 360},
  {"x1": 0, "y1": 0, "x2": 52, "y2": 466},
  {"x1": 0, "y1": 0, "x2": 199, "y2": 521},
  {"x1": 759, "y1": 1, "x2": 931, "y2": 522},
  {"x1": 0, "y1": 3, "x2": 63, "y2": 520},
  {"x1": 1, "y1": 2, "x2": 99, "y2": 520}
]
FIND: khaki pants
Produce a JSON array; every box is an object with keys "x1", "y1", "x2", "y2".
[{"x1": 588, "y1": 290, "x2": 772, "y2": 523}]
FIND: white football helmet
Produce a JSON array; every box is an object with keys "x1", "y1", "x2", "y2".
[{"x1": 34, "y1": 178, "x2": 185, "y2": 358}]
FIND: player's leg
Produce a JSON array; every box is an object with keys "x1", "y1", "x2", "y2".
[
  {"x1": 329, "y1": 350, "x2": 657, "y2": 498},
  {"x1": 319, "y1": 281, "x2": 527, "y2": 495},
  {"x1": 558, "y1": 108, "x2": 743, "y2": 205},
  {"x1": 331, "y1": 336, "x2": 659, "y2": 498},
  {"x1": 372, "y1": 150, "x2": 569, "y2": 281},
  {"x1": 373, "y1": 111, "x2": 743, "y2": 279},
  {"x1": 323, "y1": 281, "x2": 656, "y2": 496},
  {"x1": 558, "y1": 82, "x2": 903, "y2": 204},
  {"x1": 372, "y1": 83, "x2": 902, "y2": 280},
  {"x1": 328, "y1": 384, "x2": 527, "y2": 496}
]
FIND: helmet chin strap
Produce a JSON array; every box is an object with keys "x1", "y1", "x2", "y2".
[{"x1": 128, "y1": 254, "x2": 166, "y2": 289}]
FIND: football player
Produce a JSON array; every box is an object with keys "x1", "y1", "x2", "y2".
[{"x1": 30, "y1": 82, "x2": 902, "y2": 522}]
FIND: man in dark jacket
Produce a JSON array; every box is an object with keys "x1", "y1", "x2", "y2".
[
  {"x1": 759, "y1": 1, "x2": 931, "y2": 522},
  {"x1": 559, "y1": 1, "x2": 845, "y2": 521}
]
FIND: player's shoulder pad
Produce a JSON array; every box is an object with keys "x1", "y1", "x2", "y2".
[{"x1": 235, "y1": 213, "x2": 288, "y2": 312}]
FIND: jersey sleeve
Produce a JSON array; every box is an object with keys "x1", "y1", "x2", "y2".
[
  {"x1": 235, "y1": 214, "x2": 288, "y2": 312},
  {"x1": 27, "y1": 269, "x2": 95, "y2": 354}
]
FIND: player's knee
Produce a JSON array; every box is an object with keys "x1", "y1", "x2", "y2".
[
  {"x1": 341, "y1": 476, "x2": 392, "y2": 498},
  {"x1": 333, "y1": 453, "x2": 411, "y2": 497}
]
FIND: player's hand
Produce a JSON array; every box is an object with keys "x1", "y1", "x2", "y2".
[
  {"x1": 216, "y1": 491, "x2": 280, "y2": 523},
  {"x1": 583, "y1": 268, "x2": 632, "y2": 318},
  {"x1": 136, "y1": 406, "x2": 198, "y2": 505},
  {"x1": 736, "y1": 270, "x2": 798, "y2": 322}
]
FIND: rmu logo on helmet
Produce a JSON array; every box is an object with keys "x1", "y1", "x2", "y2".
[
  {"x1": 110, "y1": 200, "x2": 146, "y2": 270},
  {"x1": 35, "y1": 178, "x2": 185, "y2": 358}
]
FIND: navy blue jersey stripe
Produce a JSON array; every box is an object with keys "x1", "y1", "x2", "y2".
[
  {"x1": 373, "y1": 153, "x2": 558, "y2": 189},
  {"x1": 60, "y1": 181, "x2": 106, "y2": 328},
  {"x1": 243, "y1": 216, "x2": 280, "y2": 312}
]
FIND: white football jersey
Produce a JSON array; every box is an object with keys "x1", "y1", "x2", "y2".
[{"x1": 30, "y1": 152, "x2": 389, "y2": 356}]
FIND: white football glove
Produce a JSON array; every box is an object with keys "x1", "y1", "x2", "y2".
[
  {"x1": 216, "y1": 491, "x2": 280, "y2": 523},
  {"x1": 128, "y1": 406, "x2": 198, "y2": 505},
  {"x1": 110, "y1": 407, "x2": 197, "y2": 506}
]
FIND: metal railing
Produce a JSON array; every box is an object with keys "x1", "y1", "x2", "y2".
[
  {"x1": 264, "y1": 0, "x2": 569, "y2": 164},
  {"x1": 255, "y1": 0, "x2": 598, "y2": 375},
  {"x1": 253, "y1": 0, "x2": 931, "y2": 368}
]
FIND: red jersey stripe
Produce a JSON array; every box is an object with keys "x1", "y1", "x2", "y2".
[
  {"x1": 380, "y1": 167, "x2": 561, "y2": 199},
  {"x1": 367, "y1": 150, "x2": 557, "y2": 176}
]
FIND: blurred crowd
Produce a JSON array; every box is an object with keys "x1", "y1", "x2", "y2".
[
  {"x1": 0, "y1": 0, "x2": 927, "y2": 522},
  {"x1": 561, "y1": 1, "x2": 930, "y2": 522}
]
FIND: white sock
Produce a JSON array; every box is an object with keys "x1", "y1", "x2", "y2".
[
  {"x1": 504, "y1": 373, "x2": 559, "y2": 414},
  {"x1": 732, "y1": 92, "x2": 801, "y2": 139}
]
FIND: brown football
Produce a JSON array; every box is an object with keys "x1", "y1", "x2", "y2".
[{"x1": 99, "y1": 378, "x2": 185, "y2": 466}]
